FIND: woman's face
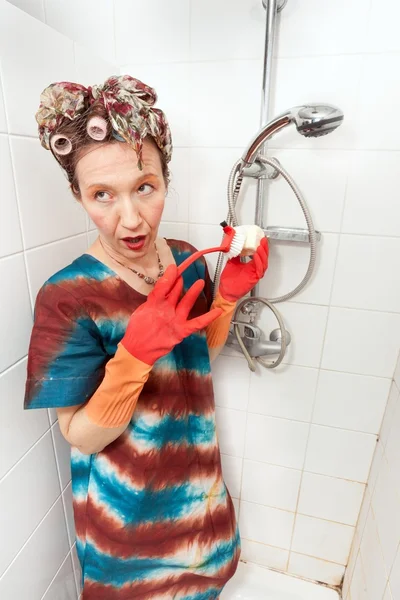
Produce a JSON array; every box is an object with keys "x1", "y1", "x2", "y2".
[{"x1": 76, "y1": 138, "x2": 166, "y2": 261}]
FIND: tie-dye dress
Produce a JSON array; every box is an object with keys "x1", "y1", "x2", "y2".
[{"x1": 24, "y1": 239, "x2": 241, "y2": 600}]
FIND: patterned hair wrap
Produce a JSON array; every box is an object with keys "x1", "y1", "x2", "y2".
[{"x1": 35, "y1": 75, "x2": 172, "y2": 169}]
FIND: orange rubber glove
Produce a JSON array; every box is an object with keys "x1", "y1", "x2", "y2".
[
  {"x1": 85, "y1": 264, "x2": 222, "y2": 428},
  {"x1": 206, "y1": 237, "x2": 269, "y2": 349}
]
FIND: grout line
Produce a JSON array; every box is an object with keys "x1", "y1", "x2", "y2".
[
  {"x1": 240, "y1": 497, "x2": 356, "y2": 529},
  {"x1": 241, "y1": 536, "x2": 347, "y2": 568},
  {"x1": 120, "y1": 50, "x2": 400, "y2": 69},
  {"x1": 216, "y1": 401, "x2": 382, "y2": 436},
  {"x1": 0, "y1": 426, "x2": 52, "y2": 484},
  {"x1": 222, "y1": 450, "x2": 372, "y2": 486},
  {"x1": 23, "y1": 230, "x2": 88, "y2": 254},
  {"x1": 41, "y1": 0, "x2": 47, "y2": 24},
  {"x1": 0, "y1": 354, "x2": 28, "y2": 378},
  {"x1": 287, "y1": 172, "x2": 351, "y2": 563},
  {"x1": 0, "y1": 493, "x2": 63, "y2": 581},
  {"x1": 112, "y1": 0, "x2": 118, "y2": 66}
]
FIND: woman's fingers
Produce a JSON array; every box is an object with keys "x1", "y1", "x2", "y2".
[
  {"x1": 167, "y1": 275, "x2": 184, "y2": 307},
  {"x1": 252, "y1": 251, "x2": 264, "y2": 279},
  {"x1": 152, "y1": 264, "x2": 179, "y2": 299},
  {"x1": 176, "y1": 279, "x2": 205, "y2": 320},
  {"x1": 186, "y1": 307, "x2": 223, "y2": 335},
  {"x1": 257, "y1": 240, "x2": 268, "y2": 273}
]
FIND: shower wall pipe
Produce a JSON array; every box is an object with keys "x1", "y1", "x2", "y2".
[{"x1": 252, "y1": 0, "x2": 283, "y2": 297}]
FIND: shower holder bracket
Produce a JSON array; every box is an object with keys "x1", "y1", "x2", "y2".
[
  {"x1": 262, "y1": 0, "x2": 288, "y2": 12},
  {"x1": 264, "y1": 226, "x2": 321, "y2": 243},
  {"x1": 241, "y1": 157, "x2": 281, "y2": 180}
]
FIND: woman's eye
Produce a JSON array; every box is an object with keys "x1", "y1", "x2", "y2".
[
  {"x1": 138, "y1": 183, "x2": 154, "y2": 195},
  {"x1": 94, "y1": 191, "x2": 110, "y2": 202}
]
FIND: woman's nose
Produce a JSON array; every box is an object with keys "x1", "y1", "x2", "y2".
[{"x1": 119, "y1": 199, "x2": 143, "y2": 230}]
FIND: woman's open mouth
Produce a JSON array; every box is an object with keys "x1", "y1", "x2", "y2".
[{"x1": 122, "y1": 236, "x2": 146, "y2": 251}]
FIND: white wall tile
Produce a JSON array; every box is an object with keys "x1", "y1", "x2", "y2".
[
  {"x1": 115, "y1": 0, "x2": 190, "y2": 64},
  {"x1": 120, "y1": 63, "x2": 190, "y2": 148},
  {"x1": 191, "y1": 0, "x2": 265, "y2": 61},
  {"x1": 0, "y1": 359, "x2": 49, "y2": 479},
  {"x1": 390, "y1": 545, "x2": 400, "y2": 599},
  {"x1": 52, "y1": 422, "x2": 71, "y2": 490},
  {"x1": 383, "y1": 584, "x2": 394, "y2": 600},
  {"x1": 354, "y1": 55, "x2": 400, "y2": 150},
  {"x1": 220, "y1": 453, "x2": 242, "y2": 499},
  {"x1": 266, "y1": 149, "x2": 348, "y2": 233},
  {"x1": 0, "y1": 498, "x2": 69, "y2": 599},
  {"x1": 368, "y1": 443, "x2": 384, "y2": 499},
  {"x1": 365, "y1": 0, "x2": 400, "y2": 53},
  {"x1": 271, "y1": 56, "x2": 362, "y2": 150},
  {"x1": 45, "y1": 0, "x2": 115, "y2": 63},
  {"x1": 239, "y1": 500, "x2": 294, "y2": 548},
  {"x1": 0, "y1": 134, "x2": 23, "y2": 257},
  {"x1": 248, "y1": 364, "x2": 318, "y2": 422},
  {"x1": 288, "y1": 552, "x2": 345, "y2": 587},
  {"x1": 257, "y1": 301, "x2": 328, "y2": 369},
  {"x1": 189, "y1": 147, "x2": 257, "y2": 226},
  {"x1": 159, "y1": 221, "x2": 189, "y2": 243},
  {"x1": 240, "y1": 538, "x2": 289, "y2": 571},
  {"x1": 298, "y1": 472, "x2": 365, "y2": 526},
  {"x1": 342, "y1": 151, "x2": 400, "y2": 237},
  {"x1": 10, "y1": 137, "x2": 87, "y2": 249},
  {"x1": 0, "y1": 254, "x2": 32, "y2": 372},
  {"x1": 385, "y1": 397, "x2": 400, "y2": 498},
  {"x1": 241, "y1": 459, "x2": 301, "y2": 512},
  {"x1": 305, "y1": 425, "x2": 377, "y2": 482},
  {"x1": 314, "y1": 370, "x2": 390, "y2": 434},
  {"x1": 276, "y1": 0, "x2": 368, "y2": 57},
  {"x1": 73, "y1": 42, "x2": 117, "y2": 87},
  {"x1": 322, "y1": 308, "x2": 400, "y2": 378},
  {"x1": 258, "y1": 233, "x2": 339, "y2": 306},
  {"x1": 372, "y1": 455, "x2": 400, "y2": 574},
  {"x1": 190, "y1": 60, "x2": 262, "y2": 148},
  {"x1": 212, "y1": 355, "x2": 250, "y2": 411},
  {"x1": 0, "y1": 431, "x2": 60, "y2": 574},
  {"x1": 215, "y1": 406, "x2": 247, "y2": 458},
  {"x1": 292, "y1": 514, "x2": 354, "y2": 565},
  {"x1": 25, "y1": 234, "x2": 88, "y2": 304},
  {"x1": 394, "y1": 352, "x2": 400, "y2": 391},
  {"x1": 245, "y1": 412, "x2": 309, "y2": 470},
  {"x1": 380, "y1": 382, "x2": 399, "y2": 448},
  {"x1": 42, "y1": 552, "x2": 77, "y2": 600},
  {"x1": 163, "y1": 148, "x2": 190, "y2": 223},
  {"x1": 360, "y1": 508, "x2": 388, "y2": 600},
  {"x1": 332, "y1": 236, "x2": 400, "y2": 313},
  {"x1": 6, "y1": 0, "x2": 45, "y2": 21},
  {"x1": 0, "y1": 1, "x2": 75, "y2": 136},
  {"x1": 349, "y1": 554, "x2": 368, "y2": 600},
  {"x1": 0, "y1": 75, "x2": 7, "y2": 132}
]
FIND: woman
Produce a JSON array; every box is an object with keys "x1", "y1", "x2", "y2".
[{"x1": 24, "y1": 75, "x2": 268, "y2": 599}]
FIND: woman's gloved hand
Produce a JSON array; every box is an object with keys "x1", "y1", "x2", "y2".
[
  {"x1": 219, "y1": 237, "x2": 269, "y2": 302},
  {"x1": 121, "y1": 264, "x2": 223, "y2": 365}
]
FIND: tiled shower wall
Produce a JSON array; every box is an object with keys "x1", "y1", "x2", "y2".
[
  {"x1": 116, "y1": 0, "x2": 400, "y2": 590},
  {"x1": 1, "y1": 0, "x2": 400, "y2": 596},
  {"x1": 342, "y1": 355, "x2": 400, "y2": 600},
  {"x1": 0, "y1": 1, "x2": 117, "y2": 597}
]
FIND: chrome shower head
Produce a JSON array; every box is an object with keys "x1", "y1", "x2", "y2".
[{"x1": 242, "y1": 103, "x2": 344, "y2": 165}]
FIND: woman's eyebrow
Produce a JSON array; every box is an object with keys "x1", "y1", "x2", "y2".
[{"x1": 86, "y1": 171, "x2": 160, "y2": 191}]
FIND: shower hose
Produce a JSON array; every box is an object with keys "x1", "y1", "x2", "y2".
[{"x1": 213, "y1": 156, "x2": 317, "y2": 370}]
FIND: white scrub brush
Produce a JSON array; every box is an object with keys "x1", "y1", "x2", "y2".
[{"x1": 177, "y1": 222, "x2": 265, "y2": 275}]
